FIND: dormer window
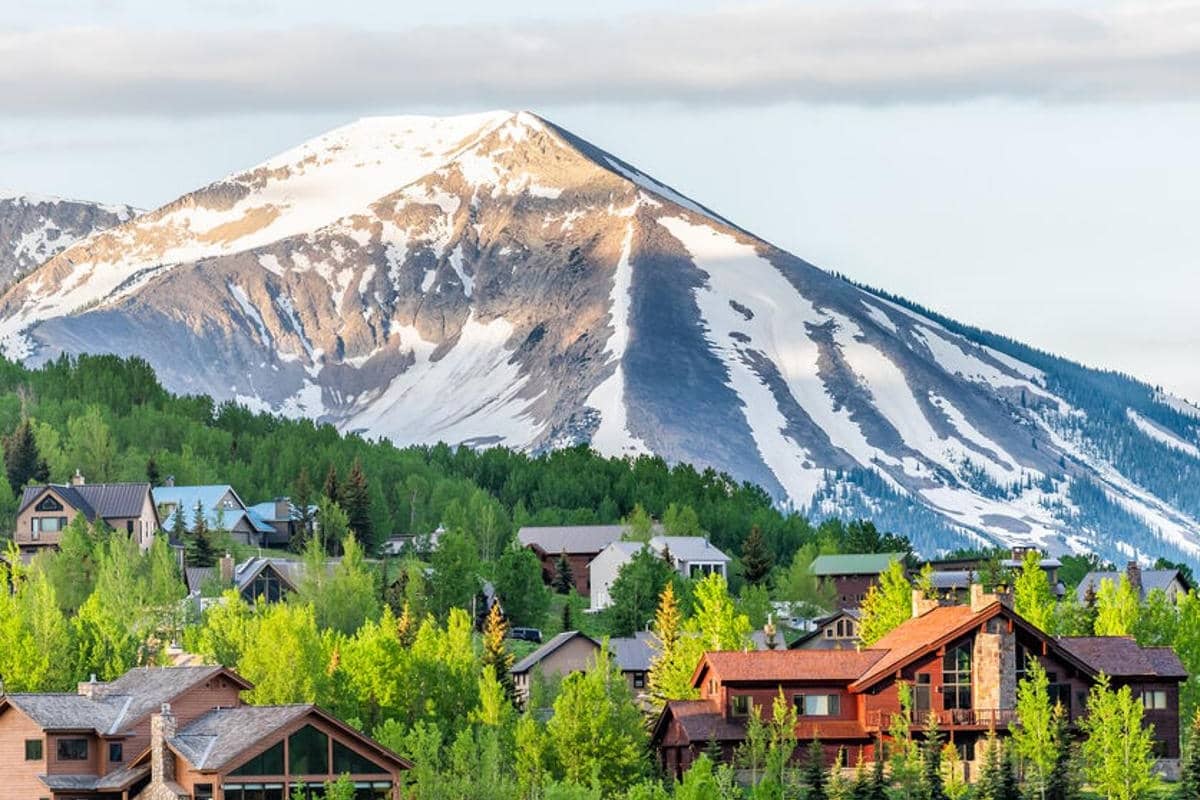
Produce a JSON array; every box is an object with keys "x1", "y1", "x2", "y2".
[{"x1": 730, "y1": 695, "x2": 751, "y2": 716}]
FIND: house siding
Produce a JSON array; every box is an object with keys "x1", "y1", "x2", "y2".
[{"x1": 0, "y1": 707, "x2": 50, "y2": 800}]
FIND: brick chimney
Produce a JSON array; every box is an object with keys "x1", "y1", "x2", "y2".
[
  {"x1": 70, "y1": 469, "x2": 85, "y2": 486},
  {"x1": 1126, "y1": 561, "x2": 1143, "y2": 594},
  {"x1": 77, "y1": 673, "x2": 100, "y2": 699},
  {"x1": 150, "y1": 704, "x2": 177, "y2": 784},
  {"x1": 274, "y1": 497, "x2": 291, "y2": 521},
  {"x1": 219, "y1": 553, "x2": 235, "y2": 585},
  {"x1": 970, "y1": 582, "x2": 1014, "y2": 612},
  {"x1": 912, "y1": 588, "x2": 939, "y2": 618}
]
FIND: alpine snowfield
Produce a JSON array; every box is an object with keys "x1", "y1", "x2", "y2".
[{"x1": 1, "y1": 111, "x2": 1197, "y2": 564}]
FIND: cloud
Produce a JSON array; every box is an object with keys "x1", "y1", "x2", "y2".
[{"x1": 3, "y1": 3, "x2": 1200, "y2": 115}]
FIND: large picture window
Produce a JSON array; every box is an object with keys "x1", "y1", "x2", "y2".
[
  {"x1": 247, "y1": 568, "x2": 286, "y2": 603},
  {"x1": 942, "y1": 642, "x2": 972, "y2": 710},
  {"x1": 333, "y1": 740, "x2": 387, "y2": 774},
  {"x1": 229, "y1": 741, "x2": 284, "y2": 775},
  {"x1": 289, "y1": 725, "x2": 330, "y2": 774},
  {"x1": 32, "y1": 516, "x2": 68, "y2": 535},
  {"x1": 36, "y1": 496, "x2": 63, "y2": 512}
]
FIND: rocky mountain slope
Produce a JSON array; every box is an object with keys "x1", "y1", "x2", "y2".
[
  {"x1": 1, "y1": 111, "x2": 1197, "y2": 562},
  {"x1": 0, "y1": 192, "x2": 137, "y2": 287}
]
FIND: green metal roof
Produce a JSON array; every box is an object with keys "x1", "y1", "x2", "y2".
[{"x1": 809, "y1": 552, "x2": 904, "y2": 576}]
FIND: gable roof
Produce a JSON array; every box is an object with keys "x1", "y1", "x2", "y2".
[
  {"x1": 169, "y1": 704, "x2": 411, "y2": 772},
  {"x1": 1075, "y1": 569, "x2": 1189, "y2": 602},
  {"x1": 650, "y1": 536, "x2": 731, "y2": 564},
  {"x1": 153, "y1": 485, "x2": 274, "y2": 535},
  {"x1": 512, "y1": 631, "x2": 600, "y2": 674},
  {"x1": 695, "y1": 649, "x2": 885, "y2": 684},
  {"x1": 517, "y1": 524, "x2": 662, "y2": 555},
  {"x1": 1057, "y1": 637, "x2": 1188, "y2": 680},
  {"x1": 0, "y1": 666, "x2": 252, "y2": 735},
  {"x1": 809, "y1": 553, "x2": 903, "y2": 576},
  {"x1": 609, "y1": 631, "x2": 656, "y2": 673},
  {"x1": 18, "y1": 482, "x2": 153, "y2": 521},
  {"x1": 849, "y1": 604, "x2": 980, "y2": 690}
]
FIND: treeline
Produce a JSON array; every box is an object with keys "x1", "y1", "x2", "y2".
[{"x1": 0, "y1": 353, "x2": 827, "y2": 569}]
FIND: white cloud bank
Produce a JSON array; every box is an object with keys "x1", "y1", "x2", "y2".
[{"x1": 3, "y1": 3, "x2": 1200, "y2": 114}]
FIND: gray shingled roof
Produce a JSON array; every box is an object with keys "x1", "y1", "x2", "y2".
[
  {"x1": 650, "y1": 536, "x2": 730, "y2": 563},
  {"x1": 4, "y1": 693, "x2": 121, "y2": 731},
  {"x1": 1057, "y1": 636, "x2": 1187, "y2": 678},
  {"x1": 39, "y1": 774, "x2": 105, "y2": 790},
  {"x1": 170, "y1": 705, "x2": 313, "y2": 770},
  {"x1": 95, "y1": 764, "x2": 152, "y2": 791},
  {"x1": 18, "y1": 482, "x2": 152, "y2": 520},
  {"x1": 517, "y1": 524, "x2": 661, "y2": 555},
  {"x1": 512, "y1": 631, "x2": 599, "y2": 674},
  {"x1": 609, "y1": 632, "x2": 656, "y2": 672},
  {"x1": 1075, "y1": 570, "x2": 1186, "y2": 603}
]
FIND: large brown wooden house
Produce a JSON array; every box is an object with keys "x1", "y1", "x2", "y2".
[
  {"x1": 0, "y1": 666, "x2": 410, "y2": 800},
  {"x1": 652, "y1": 585, "x2": 1186, "y2": 780}
]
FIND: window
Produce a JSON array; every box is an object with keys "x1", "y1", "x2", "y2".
[
  {"x1": 795, "y1": 694, "x2": 840, "y2": 716},
  {"x1": 230, "y1": 741, "x2": 284, "y2": 775},
  {"x1": 1048, "y1": 681, "x2": 1072, "y2": 715},
  {"x1": 32, "y1": 516, "x2": 68, "y2": 535},
  {"x1": 57, "y1": 738, "x2": 88, "y2": 761},
  {"x1": 825, "y1": 627, "x2": 834, "y2": 638},
  {"x1": 247, "y1": 568, "x2": 286, "y2": 603},
  {"x1": 288, "y1": 724, "x2": 330, "y2": 774},
  {"x1": 194, "y1": 785, "x2": 214, "y2": 800},
  {"x1": 690, "y1": 563, "x2": 722, "y2": 579},
  {"x1": 36, "y1": 496, "x2": 63, "y2": 512},
  {"x1": 221, "y1": 787, "x2": 284, "y2": 800},
  {"x1": 1143, "y1": 690, "x2": 1168, "y2": 711},
  {"x1": 1015, "y1": 644, "x2": 1030, "y2": 684},
  {"x1": 633, "y1": 672, "x2": 646, "y2": 689},
  {"x1": 730, "y1": 695, "x2": 751, "y2": 717},
  {"x1": 957, "y1": 740, "x2": 976, "y2": 761},
  {"x1": 24, "y1": 739, "x2": 43, "y2": 760},
  {"x1": 914, "y1": 674, "x2": 932, "y2": 714},
  {"x1": 108, "y1": 741, "x2": 123, "y2": 762},
  {"x1": 942, "y1": 642, "x2": 972, "y2": 710},
  {"x1": 333, "y1": 740, "x2": 388, "y2": 774}
]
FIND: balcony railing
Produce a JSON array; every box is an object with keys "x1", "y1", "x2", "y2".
[{"x1": 867, "y1": 708, "x2": 1018, "y2": 730}]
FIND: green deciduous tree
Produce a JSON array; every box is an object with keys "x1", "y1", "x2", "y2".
[
  {"x1": 1080, "y1": 673, "x2": 1157, "y2": 800},
  {"x1": 1013, "y1": 549, "x2": 1056, "y2": 632},
  {"x1": 494, "y1": 543, "x2": 550, "y2": 628},
  {"x1": 859, "y1": 559, "x2": 912, "y2": 646},
  {"x1": 608, "y1": 545, "x2": 677, "y2": 637},
  {"x1": 1012, "y1": 659, "x2": 1056, "y2": 800},
  {"x1": 1094, "y1": 576, "x2": 1140, "y2": 637},
  {"x1": 429, "y1": 527, "x2": 481, "y2": 619},
  {"x1": 546, "y1": 646, "x2": 648, "y2": 795}
]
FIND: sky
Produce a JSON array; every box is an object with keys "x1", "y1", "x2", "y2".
[{"x1": 2, "y1": 0, "x2": 1198, "y2": 400}]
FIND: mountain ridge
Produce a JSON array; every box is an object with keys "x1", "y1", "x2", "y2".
[{"x1": 1, "y1": 111, "x2": 1197, "y2": 564}]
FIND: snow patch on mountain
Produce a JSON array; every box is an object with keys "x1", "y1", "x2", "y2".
[{"x1": 1127, "y1": 408, "x2": 1200, "y2": 458}]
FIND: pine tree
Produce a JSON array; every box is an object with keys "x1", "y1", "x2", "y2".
[
  {"x1": 291, "y1": 466, "x2": 315, "y2": 552},
  {"x1": 322, "y1": 464, "x2": 339, "y2": 502},
  {"x1": 804, "y1": 737, "x2": 828, "y2": 800},
  {"x1": 481, "y1": 601, "x2": 515, "y2": 702},
  {"x1": 975, "y1": 729, "x2": 1003, "y2": 800},
  {"x1": 921, "y1": 717, "x2": 946, "y2": 800},
  {"x1": 4, "y1": 419, "x2": 48, "y2": 491},
  {"x1": 561, "y1": 600, "x2": 573, "y2": 632},
  {"x1": 870, "y1": 738, "x2": 889, "y2": 800},
  {"x1": 339, "y1": 458, "x2": 372, "y2": 544},
  {"x1": 741, "y1": 524, "x2": 775, "y2": 586},
  {"x1": 1045, "y1": 708, "x2": 1078, "y2": 800},
  {"x1": 998, "y1": 748, "x2": 1021, "y2": 800},
  {"x1": 552, "y1": 550, "x2": 574, "y2": 594},
  {"x1": 145, "y1": 454, "x2": 160, "y2": 486},
  {"x1": 187, "y1": 499, "x2": 216, "y2": 567}
]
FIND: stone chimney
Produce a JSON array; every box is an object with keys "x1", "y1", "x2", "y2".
[
  {"x1": 274, "y1": 497, "x2": 291, "y2": 521},
  {"x1": 150, "y1": 704, "x2": 177, "y2": 784},
  {"x1": 219, "y1": 553, "x2": 235, "y2": 585},
  {"x1": 970, "y1": 582, "x2": 1013, "y2": 612},
  {"x1": 912, "y1": 588, "x2": 940, "y2": 618},
  {"x1": 164, "y1": 475, "x2": 175, "y2": 488},
  {"x1": 70, "y1": 469, "x2": 85, "y2": 486},
  {"x1": 1127, "y1": 561, "x2": 1143, "y2": 594}
]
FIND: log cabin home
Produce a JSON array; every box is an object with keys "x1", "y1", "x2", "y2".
[
  {"x1": 13, "y1": 473, "x2": 159, "y2": 555},
  {"x1": 0, "y1": 665, "x2": 410, "y2": 800},
  {"x1": 652, "y1": 584, "x2": 1186, "y2": 781}
]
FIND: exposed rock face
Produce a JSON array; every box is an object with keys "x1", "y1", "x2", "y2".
[
  {"x1": 2, "y1": 111, "x2": 1199, "y2": 562},
  {"x1": 0, "y1": 192, "x2": 137, "y2": 287}
]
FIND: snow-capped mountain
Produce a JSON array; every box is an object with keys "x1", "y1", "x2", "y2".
[
  {"x1": 1, "y1": 111, "x2": 1198, "y2": 562},
  {"x1": 0, "y1": 192, "x2": 137, "y2": 287}
]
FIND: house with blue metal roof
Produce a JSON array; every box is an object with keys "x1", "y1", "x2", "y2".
[
  {"x1": 246, "y1": 497, "x2": 318, "y2": 548},
  {"x1": 152, "y1": 479, "x2": 275, "y2": 547}
]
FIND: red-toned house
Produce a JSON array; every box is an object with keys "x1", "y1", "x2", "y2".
[
  {"x1": 653, "y1": 585, "x2": 1186, "y2": 780},
  {"x1": 0, "y1": 666, "x2": 410, "y2": 800}
]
